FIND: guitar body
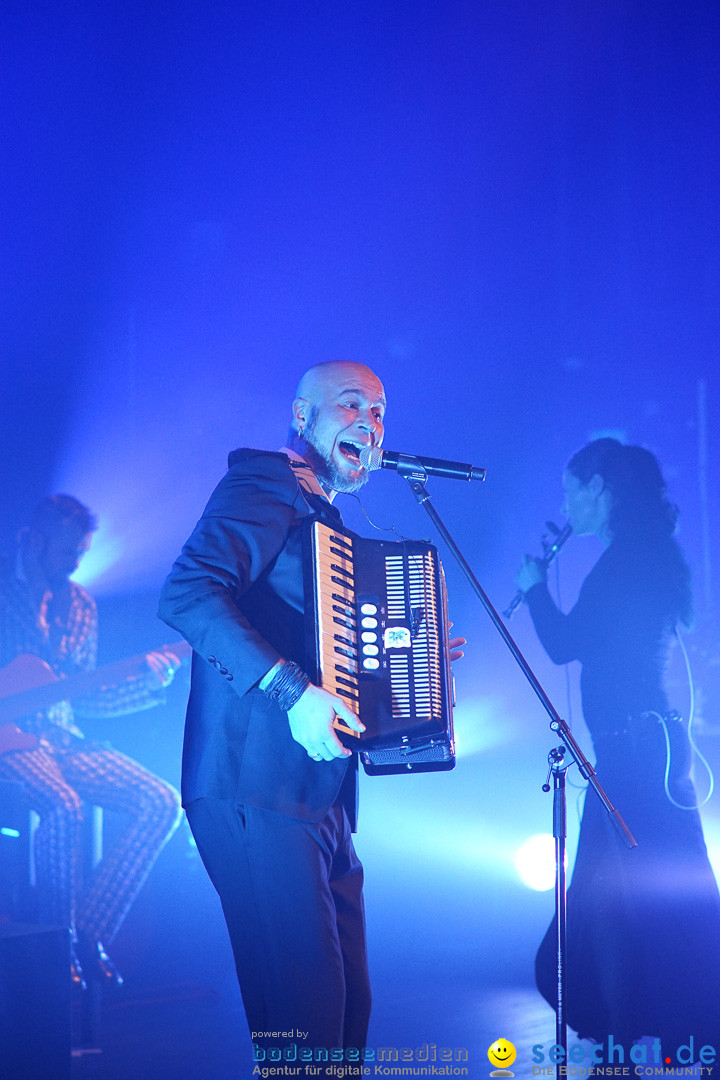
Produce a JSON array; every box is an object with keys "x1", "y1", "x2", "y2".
[
  {"x1": 0, "y1": 723, "x2": 40, "y2": 755},
  {"x1": 0, "y1": 654, "x2": 59, "y2": 698},
  {"x1": 0, "y1": 656, "x2": 57, "y2": 755}
]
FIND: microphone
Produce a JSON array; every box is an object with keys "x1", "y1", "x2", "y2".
[{"x1": 359, "y1": 446, "x2": 486, "y2": 482}]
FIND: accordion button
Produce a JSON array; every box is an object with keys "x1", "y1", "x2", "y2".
[
  {"x1": 361, "y1": 631, "x2": 377, "y2": 643},
  {"x1": 361, "y1": 617, "x2": 378, "y2": 629},
  {"x1": 363, "y1": 657, "x2": 380, "y2": 670},
  {"x1": 360, "y1": 603, "x2": 378, "y2": 615},
  {"x1": 362, "y1": 644, "x2": 379, "y2": 656}
]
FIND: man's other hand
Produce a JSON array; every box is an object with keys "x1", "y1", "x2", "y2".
[
  {"x1": 448, "y1": 635, "x2": 466, "y2": 662},
  {"x1": 448, "y1": 621, "x2": 466, "y2": 662}
]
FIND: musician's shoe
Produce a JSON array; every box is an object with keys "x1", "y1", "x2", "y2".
[
  {"x1": 70, "y1": 945, "x2": 87, "y2": 992},
  {"x1": 77, "y1": 935, "x2": 124, "y2": 987}
]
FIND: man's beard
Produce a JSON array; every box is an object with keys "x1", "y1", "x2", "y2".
[{"x1": 303, "y1": 409, "x2": 370, "y2": 495}]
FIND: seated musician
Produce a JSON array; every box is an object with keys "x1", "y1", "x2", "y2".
[
  {"x1": 158, "y1": 360, "x2": 465, "y2": 1075},
  {"x1": 0, "y1": 495, "x2": 182, "y2": 988}
]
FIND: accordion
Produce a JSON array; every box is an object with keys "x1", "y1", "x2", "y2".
[{"x1": 304, "y1": 519, "x2": 455, "y2": 775}]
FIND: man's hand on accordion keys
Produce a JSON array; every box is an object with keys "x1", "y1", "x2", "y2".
[{"x1": 287, "y1": 684, "x2": 365, "y2": 762}]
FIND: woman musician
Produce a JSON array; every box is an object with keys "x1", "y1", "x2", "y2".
[{"x1": 514, "y1": 437, "x2": 720, "y2": 1054}]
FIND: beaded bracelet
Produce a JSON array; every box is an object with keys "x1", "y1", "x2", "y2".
[{"x1": 263, "y1": 660, "x2": 311, "y2": 712}]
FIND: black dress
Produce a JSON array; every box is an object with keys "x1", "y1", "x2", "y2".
[{"x1": 527, "y1": 536, "x2": 720, "y2": 1048}]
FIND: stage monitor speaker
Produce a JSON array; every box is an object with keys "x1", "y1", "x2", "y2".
[{"x1": 0, "y1": 923, "x2": 71, "y2": 1079}]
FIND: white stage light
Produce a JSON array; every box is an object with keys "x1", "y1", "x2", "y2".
[{"x1": 514, "y1": 833, "x2": 558, "y2": 892}]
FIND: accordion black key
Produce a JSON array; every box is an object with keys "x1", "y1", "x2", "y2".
[{"x1": 304, "y1": 519, "x2": 455, "y2": 775}]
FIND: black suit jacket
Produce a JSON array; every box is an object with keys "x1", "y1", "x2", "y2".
[{"x1": 158, "y1": 449, "x2": 355, "y2": 822}]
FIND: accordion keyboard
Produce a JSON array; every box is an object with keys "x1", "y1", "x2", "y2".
[{"x1": 311, "y1": 526, "x2": 362, "y2": 736}]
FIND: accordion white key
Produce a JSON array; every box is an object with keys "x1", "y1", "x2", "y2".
[{"x1": 304, "y1": 519, "x2": 455, "y2": 775}]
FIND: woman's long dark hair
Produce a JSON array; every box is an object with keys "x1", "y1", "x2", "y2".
[{"x1": 567, "y1": 438, "x2": 693, "y2": 627}]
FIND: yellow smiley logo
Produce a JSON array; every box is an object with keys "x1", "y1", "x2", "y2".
[{"x1": 488, "y1": 1038, "x2": 517, "y2": 1072}]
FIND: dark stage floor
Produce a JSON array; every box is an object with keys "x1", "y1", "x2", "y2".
[{"x1": 70, "y1": 974, "x2": 556, "y2": 1080}]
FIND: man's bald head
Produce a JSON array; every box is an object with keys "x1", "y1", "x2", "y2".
[
  {"x1": 287, "y1": 360, "x2": 386, "y2": 497},
  {"x1": 293, "y1": 361, "x2": 385, "y2": 417}
]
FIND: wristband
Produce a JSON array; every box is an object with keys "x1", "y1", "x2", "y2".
[{"x1": 263, "y1": 661, "x2": 311, "y2": 712}]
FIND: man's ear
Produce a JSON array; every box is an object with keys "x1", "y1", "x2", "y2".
[{"x1": 292, "y1": 397, "x2": 309, "y2": 434}]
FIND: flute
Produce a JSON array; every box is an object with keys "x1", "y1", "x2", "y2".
[{"x1": 503, "y1": 521, "x2": 573, "y2": 619}]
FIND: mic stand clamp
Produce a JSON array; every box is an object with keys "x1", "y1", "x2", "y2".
[{"x1": 395, "y1": 460, "x2": 637, "y2": 1059}]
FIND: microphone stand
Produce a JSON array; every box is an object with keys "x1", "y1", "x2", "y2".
[{"x1": 395, "y1": 460, "x2": 636, "y2": 1057}]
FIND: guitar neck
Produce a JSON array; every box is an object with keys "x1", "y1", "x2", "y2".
[{"x1": 0, "y1": 642, "x2": 191, "y2": 726}]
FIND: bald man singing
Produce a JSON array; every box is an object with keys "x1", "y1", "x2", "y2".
[{"x1": 159, "y1": 362, "x2": 387, "y2": 1071}]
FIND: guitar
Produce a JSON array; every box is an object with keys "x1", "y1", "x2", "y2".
[{"x1": 0, "y1": 642, "x2": 191, "y2": 756}]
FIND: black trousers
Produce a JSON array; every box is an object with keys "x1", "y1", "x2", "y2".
[{"x1": 186, "y1": 796, "x2": 371, "y2": 1068}]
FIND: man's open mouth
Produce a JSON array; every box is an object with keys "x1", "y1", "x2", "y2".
[{"x1": 338, "y1": 441, "x2": 364, "y2": 466}]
